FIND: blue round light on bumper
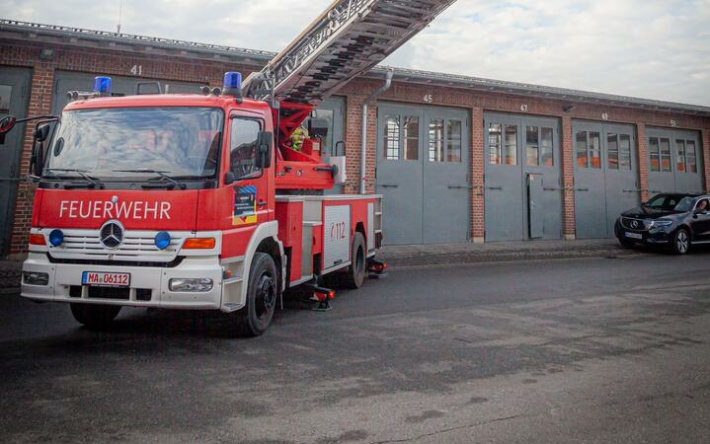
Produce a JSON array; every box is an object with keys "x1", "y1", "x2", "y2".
[
  {"x1": 48, "y1": 229, "x2": 64, "y2": 247},
  {"x1": 154, "y1": 231, "x2": 171, "y2": 250}
]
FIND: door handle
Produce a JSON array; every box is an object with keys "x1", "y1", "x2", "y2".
[
  {"x1": 378, "y1": 184, "x2": 399, "y2": 188},
  {"x1": 448, "y1": 185, "x2": 473, "y2": 189},
  {"x1": 485, "y1": 186, "x2": 503, "y2": 190}
]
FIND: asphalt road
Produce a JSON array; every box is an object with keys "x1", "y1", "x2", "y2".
[{"x1": 1, "y1": 252, "x2": 710, "y2": 444}]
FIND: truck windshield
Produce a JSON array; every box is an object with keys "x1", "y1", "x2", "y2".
[{"x1": 46, "y1": 107, "x2": 223, "y2": 180}]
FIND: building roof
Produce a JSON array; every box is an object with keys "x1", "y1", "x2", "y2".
[{"x1": 2, "y1": 18, "x2": 709, "y2": 117}]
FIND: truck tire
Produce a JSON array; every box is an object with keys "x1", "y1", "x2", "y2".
[
  {"x1": 70, "y1": 303, "x2": 121, "y2": 329},
  {"x1": 237, "y1": 252, "x2": 278, "y2": 336},
  {"x1": 341, "y1": 232, "x2": 366, "y2": 289}
]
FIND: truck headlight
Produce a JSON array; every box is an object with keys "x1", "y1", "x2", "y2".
[
  {"x1": 23, "y1": 271, "x2": 49, "y2": 286},
  {"x1": 169, "y1": 278, "x2": 213, "y2": 292}
]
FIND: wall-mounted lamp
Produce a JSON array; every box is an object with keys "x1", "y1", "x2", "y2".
[
  {"x1": 39, "y1": 48, "x2": 54, "y2": 60},
  {"x1": 562, "y1": 104, "x2": 576, "y2": 112}
]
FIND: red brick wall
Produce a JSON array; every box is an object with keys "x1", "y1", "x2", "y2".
[{"x1": 2, "y1": 38, "x2": 710, "y2": 254}]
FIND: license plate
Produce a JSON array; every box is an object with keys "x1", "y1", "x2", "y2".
[
  {"x1": 624, "y1": 232, "x2": 642, "y2": 240},
  {"x1": 82, "y1": 271, "x2": 131, "y2": 287}
]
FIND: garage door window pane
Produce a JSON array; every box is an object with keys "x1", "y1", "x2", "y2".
[
  {"x1": 488, "y1": 123, "x2": 502, "y2": 164},
  {"x1": 428, "y1": 119, "x2": 444, "y2": 162},
  {"x1": 541, "y1": 127, "x2": 553, "y2": 167},
  {"x1": 447, "y1": 120, "x2": 462, "y2": 163},
  {"x1": 607, "y1": 133, "x2": 619, "y2": 170},
  {"x1": 619, "y1": 134, "x2": 631, "y2": 170},
  {"x1": 404, "y1": 117, "x2": 419, "y2": 161},
  {"x1": 505, "y1": 125, "x2": 517, "y2": 165},
  {"x1": 526, "y1": 126, "x2": 539, "y2": 166},
  {"x1": 384, "y1": 115, "x2": 400, "y2": 160},
  {"x1": 589, "y1": 132, "x2": 601, "y2": 169},
  {"x1": 687, "y1": 141, "x2": 697, "y2": 173},
  {"x1": 675, "y1": 139, "x2": 686, "y2": 172},
  {"x1": 660, "y1": 138, "x2": 671, "y2": 172},
  {"x1": 576, "y1": 131, "x2": 588, "y2": 167},
  {"x1": 649, "y1": 137, "x2": 660, "y2": 171}
]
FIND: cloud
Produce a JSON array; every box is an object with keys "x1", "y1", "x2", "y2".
[{"x1": 4, "y1": 0, "x2": 709, "y2": 106}]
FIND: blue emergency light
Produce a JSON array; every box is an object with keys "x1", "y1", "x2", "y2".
[
  {"x1": 154, "y1": 231, "x2": 171, "y2": 250},
  {"x1": 93, "y1": 76, "x2": 112, "y2": 95},
  {"x1": 222, "y1": 72, "x2": 243, "y2": 102},
  {"x1": 223, "y1": 72, "x2": 242, "y2": 90},
  {"x1": 49, "y1": 229, "x2": 64, "y2": 247}
]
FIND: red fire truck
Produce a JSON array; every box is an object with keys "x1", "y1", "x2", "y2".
[{"x1": 0, "y1": 0, "x2": 455, "y2": 335}]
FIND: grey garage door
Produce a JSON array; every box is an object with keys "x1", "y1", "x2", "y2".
[
  {"x1": 0, "y1": 67, "x2": 31, "y2": 257},
  {"x1": 573, "y1": 121, "x2": 639, "y2": 238},
  {"x1": 376, "y1": 103, "x2": 470, "y2": 245},
  {"x1": 484, "y1": 113, "x2": 562, "y2": 242},
  {"x1": 647, "y1": 128, "x2": 704, "y2": 194}
]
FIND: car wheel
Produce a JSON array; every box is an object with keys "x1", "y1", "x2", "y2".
[{"x1": 671, "y1": 228, "x2": 690, "y2": 255}]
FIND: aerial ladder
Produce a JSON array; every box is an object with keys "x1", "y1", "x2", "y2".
[{"x1": 241, "y1": 0, "x2": 456, "y2": 190}]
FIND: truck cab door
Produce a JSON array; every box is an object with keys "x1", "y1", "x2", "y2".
[{"x1": 228, "y1": 116, "x2": 272, "y2": 226}]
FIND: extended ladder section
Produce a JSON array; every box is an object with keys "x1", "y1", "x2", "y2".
[{"x1": 242, "y1": 0, "x2": 456, "y2": 105}]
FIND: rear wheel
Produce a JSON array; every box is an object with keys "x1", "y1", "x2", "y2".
[
  {"x1": 341, "y1": 232, "x2": 367, "y2": 289},
  {"x1": 671, "y1": 228, "x2": 690, "y2": 255},
  {"x1": 70, "y1": 303, "x2": 121, "y2": 329},
  {"x1": 237, "y1": 252, "x2": 278, "y2": 336}
]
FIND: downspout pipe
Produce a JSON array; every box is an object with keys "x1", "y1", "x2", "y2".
[{"x1": 361, "y1": 68, "x2": 394, "y2": 194}]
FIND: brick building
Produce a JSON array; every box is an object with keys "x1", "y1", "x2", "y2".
[{"x1": 1, "y1": 19, "x2": 709, "y2": 257}]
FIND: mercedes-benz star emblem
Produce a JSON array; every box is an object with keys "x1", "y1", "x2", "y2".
[{"x1": 100, "y1": 221, "x2": 124, "y2": 249}]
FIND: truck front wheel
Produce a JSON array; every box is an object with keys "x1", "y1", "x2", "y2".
[
  {"x1": 342, "y1": 232, "x2": 366, "y2": 289},
  {"x1": 238, "y1": 252, "x2": 278, "y2": 336},
  {"x1": 70, "y1": 303, "x2": 121, "y2": 329}
]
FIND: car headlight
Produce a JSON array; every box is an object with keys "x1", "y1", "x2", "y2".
[{"x1": 649, "y1": 220, "x2": 673, "y2": 228}]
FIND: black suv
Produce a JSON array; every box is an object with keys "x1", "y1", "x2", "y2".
[{"x1": 614, "y1": 193, "x2": 710, "y2": 254}]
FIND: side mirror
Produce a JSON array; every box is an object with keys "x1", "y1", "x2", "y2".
[
  {"x1": 256, "y1": 131, "x2": 273, "y2": 169},
  {"x1": 224, "y1": 171, "x2": 236, "y2": 185},
  {"x1": 30, "y1": 140, "x2": 45, "y2": 177},
  {"x1": 35, "y1": 123, "x2": 51, "y2": 142},
  {"x1": 0, "y1": 115, "x2": 17, "y2": 144},
  {"x1": 0, "y1": 115, "x2": 16, "y2": 133}
]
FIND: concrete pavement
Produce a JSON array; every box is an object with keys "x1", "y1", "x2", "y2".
[{"x1": 0, "y1": 239, "x2": 633, "y2": 293}]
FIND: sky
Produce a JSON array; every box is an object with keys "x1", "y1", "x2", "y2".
[{"x1": 4, "y1": 0, "x2": 710, "y2": 106}]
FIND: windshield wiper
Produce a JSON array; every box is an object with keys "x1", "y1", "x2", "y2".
[
  {"x1": 113, "y1": 169, "x2": 187, "y2": 190},
  {"x1": 45, "y1": 168, "x2": 105, "y2": 189}
]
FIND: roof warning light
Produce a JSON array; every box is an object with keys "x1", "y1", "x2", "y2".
[{"x1": 93, "y1": 76, "x2": 112, "y2": 96}]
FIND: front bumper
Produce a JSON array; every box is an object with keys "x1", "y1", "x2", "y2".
[
  {"x1": 615, "y1": 221, "x2": 674, "y2": 246},
  {"x1": 21, "y1": 253, "x2": 224, "y2": 310}
]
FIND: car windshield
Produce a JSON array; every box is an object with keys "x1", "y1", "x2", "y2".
[
  {"x1": 673, "y1": 196, "x2": 695, "y2": 213},
  {"x1": 644, "y1": 194, "x2": 681, "y2": 210},
  {"x1": 45, "y1": 107, "x2": 223, "y2": 179}
]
